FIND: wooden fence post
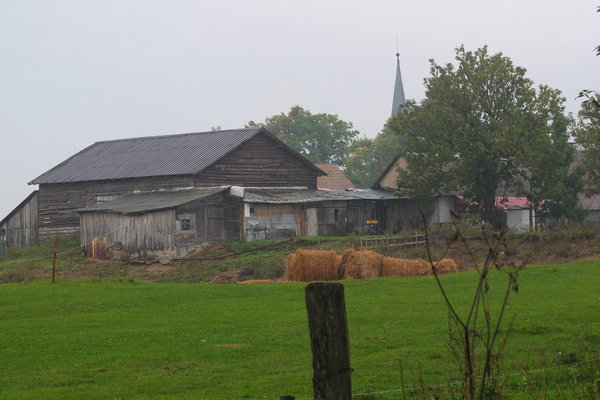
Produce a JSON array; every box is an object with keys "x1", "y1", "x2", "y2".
[
  {"x1": 52, "y1": 241, "x2": 57, "y2": 283},
  {"x1": 305, "y1": 282, "x2": 352, "y2": 400}
]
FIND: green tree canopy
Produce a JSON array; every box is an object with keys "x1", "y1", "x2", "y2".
[
  {"x1": 573, "y1": 95, "x2": 600, "y2": 195},
  {"x1": 247, "y1": 106, "x2": 359, "y2": 166},
  {"x1": 344, "y1": 127, "x2": 405, "y2": 188},
  {"x1": 386, "y1": 45, "x2": 582, "y2": 224}
]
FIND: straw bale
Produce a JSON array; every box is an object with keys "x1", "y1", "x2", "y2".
[
  {"x1": 338, "y1": 249, "x2": 383, "y2": 280},
  {"x1": 422, "y1": 258, "x2": 458, "y2": 275},
  {"x1": 434, "y1": 258, "x2": 458, "y2": 275},
  {"x1": 382, "y1": 257, "x2": 425, "y2": 277},
  {"x1": 285, "y1": 249, "x2": 339, "y2": 282}
]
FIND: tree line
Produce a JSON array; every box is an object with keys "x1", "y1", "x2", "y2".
[{"x1": 248, "y1": 44, "x2": 599, "y2": 224}]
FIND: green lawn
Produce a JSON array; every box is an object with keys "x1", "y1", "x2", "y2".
[{"x1": 1, "y1": 260, "x2": 599, "y2": 399}]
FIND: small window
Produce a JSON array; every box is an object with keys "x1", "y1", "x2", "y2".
[
  {"x1": 180, "y1": 219, "x2": 191, "y2": 231},
  {"x1": 334, "y1": 209, "x2": 340, "y2": 222},
  {"x1": 249, "y1": 207, "x2": 255, "y2": 214}
]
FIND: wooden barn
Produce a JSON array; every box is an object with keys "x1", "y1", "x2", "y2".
[{"x1": 3, "y1": 128, "x2": 325, "y2": 249}]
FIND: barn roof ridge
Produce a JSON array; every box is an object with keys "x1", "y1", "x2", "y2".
[
  {"x1": 88, "y1": 127, "x2": 264, "y2": 145},
  {"x1": 28, "y1": 127, "x2": 323, "y2": 185}
]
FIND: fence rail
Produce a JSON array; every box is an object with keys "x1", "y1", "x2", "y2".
[{"x1": 359, "y1": 233, "x2": 426, "y2": 249}]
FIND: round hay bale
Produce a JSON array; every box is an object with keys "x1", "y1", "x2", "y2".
[
  {"x1": 339, "y1": 249, "x2": 383, "y2": 280},
  {"x1": 433, "y1": 258, "x2": 458, "y2": 275},
  {"x1": 288, "y1": 249, "x2": 339, "y2": 282},
  {"x1": 382, "y1": 257, "x2": 422, "y2": 277}
]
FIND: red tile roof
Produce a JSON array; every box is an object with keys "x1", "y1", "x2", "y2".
[
  {"x1": 457, "y1": 196, "x2": 538, "y2": 210},
  {"x1": 315, "y1": 164, "x2": 356, "y2": 190}
]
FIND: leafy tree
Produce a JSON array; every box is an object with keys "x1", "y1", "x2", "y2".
[
  {"x1": 247, "y1": 106, "x2": 359, "y2": 166},
  {"x1": 345, "y1": 127, "x2": 404, "y2": 188},
  {"x1": 577, "y1": 6, "x2": 600, "y2": 108},
  {"x1": 573, "y1": 95, "x2": 600, "y2": 195},
  {"x1": 386, "y1": 45, "x2": 582, "y2": 224}
]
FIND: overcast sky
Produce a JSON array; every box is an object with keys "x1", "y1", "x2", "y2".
[{"x1": 1, "y1": 1, "x2": 598, "y2": 219}]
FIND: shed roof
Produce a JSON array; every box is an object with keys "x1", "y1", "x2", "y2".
[
  {"x1": 29, "y1": 128, "x2": 322, "y2": 185},
  {"x1": 315, "y1": 164, "x2": 356, "y2": 190},
  {"x1": 75, "y1": 187, "x2": 228, "y2": 214},
  {"x1": 243, "y1": 188, "x2": 401, "y2": 204}
]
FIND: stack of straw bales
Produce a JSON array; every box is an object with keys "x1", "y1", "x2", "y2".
[
  {"x1": 338, "y1": 249, "x2": 383, "y2": 280},
  {"x1": 285, "y1": 249, "x2": 458, "y2": 282},
  {"x1": 286, "y1": 249, "x2": 339, "y2": 282}
]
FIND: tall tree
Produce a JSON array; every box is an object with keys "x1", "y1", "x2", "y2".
[
  {"x1": 248, "y1": 106, "x2": 359, "y2": 166},
  {"x1": 387, "y1": 46, "x2": 582, "y2": 224},
  {"x1": 573, "y1": 95, "x2": 600, "y2": 195}
]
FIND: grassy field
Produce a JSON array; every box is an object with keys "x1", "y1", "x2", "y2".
[{"x1": 1, "y1": 260, "x2": 599, "y2": 399}]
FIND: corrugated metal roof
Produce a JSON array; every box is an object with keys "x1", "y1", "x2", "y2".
[
  {"x1": 75, "y1": 187, "x2": 228, "y2": 214},
  {"x1": 29, "y1": 128, "x2": 266, "y2": 184},
  {"x1": 243, "y1": 188, "x2": 402, "y2": 204},
  {"x1": 315, "y1": 163, "x2": 356, "y2": 190}
]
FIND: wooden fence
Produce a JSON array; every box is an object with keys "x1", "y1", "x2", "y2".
[{"x1": 359, "y1": 233, "x2": 425, "y2": 249}]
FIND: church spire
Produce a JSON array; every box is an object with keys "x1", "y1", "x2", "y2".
[{"x1": 391, "y1": 51, "x2": 406, "y2": 116}]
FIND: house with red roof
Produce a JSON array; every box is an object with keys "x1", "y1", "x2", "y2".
[{"x1": 315, "y1": 164, "x2": 356, "y2": 190}]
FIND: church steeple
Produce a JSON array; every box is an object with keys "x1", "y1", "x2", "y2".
[{"x1": 391, "y1": 52, "x2": 406, "y2": 116}]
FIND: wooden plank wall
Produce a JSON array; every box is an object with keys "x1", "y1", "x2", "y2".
[
  {"x1": 80, "y1": 209, "x2": 177, "y2": 258},
  {"x1": 317, "y1": 201, "x2": 350, "y2": 236},
  {"x1": 194, "y1": 132, "x2": 320, "y2": 189},
  {"x1": 38, "y1": 175, "x2": 195, "y2": 242},
  {"x1": 1, "y1": 192, "x2": 39, "y2": 247},
  {"x1": 384, "y1": 198, "x2": 436, "y2": 232}
]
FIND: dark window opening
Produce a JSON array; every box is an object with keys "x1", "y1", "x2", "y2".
[
  {"x1": 249, "y1": 207, "x2": 255, "y2": 214},
  {"x1": 334, "y1": 209, "x2": 340, "y2": 222},
  {"x1": 180, "y1": 219, "x2": 191, "y2": 231}
]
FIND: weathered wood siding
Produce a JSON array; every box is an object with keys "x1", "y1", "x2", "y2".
[
  {"x1": 80, "y1": 210, "x2": 177, "y2": 258},
  {"x1": 38, "y1": 175, "x2": 195, "y2": 241},
  {"x1": 194, "y1": 132, "x2": 320, "y2": 189},
  {"x1": 383, "y1": 198, "x2": 436, "y2": 232},
  {"x1": 223, "y1": 194, "x2": 244, "y2": 242},
  {"x1": 79, "y1": 192, "x2": 243, "y2": 259},
  {"x1": 1, "y1": 192, "x2": 39, "y2": 247},
  {"x1": 316, "y1": 201, "x2": 350, "y2": 236}
]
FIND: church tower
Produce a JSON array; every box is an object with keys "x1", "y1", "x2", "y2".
[{"x1": 391, "y1": 52, "x2": 406, "y2": 116}]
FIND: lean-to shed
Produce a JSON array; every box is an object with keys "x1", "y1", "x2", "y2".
[{"x1": 75, "y1": 187, "x2": 240, "y2": 261}]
